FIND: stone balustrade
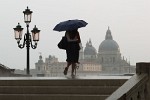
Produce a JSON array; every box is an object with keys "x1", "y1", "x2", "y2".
[{"x1": 106, "y1": 62, "x2": 150, "y2": 100}]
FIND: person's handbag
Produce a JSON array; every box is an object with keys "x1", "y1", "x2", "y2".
[{"x1": 57, "y1": 36, "x2": 68, "y2": 50}]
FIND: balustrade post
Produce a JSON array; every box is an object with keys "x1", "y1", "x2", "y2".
[
  {"x1": 141, "y1": 88, "x2": 146, "y2": 100},
  {"x1": 136, "y1": 62, "x2": 150, "y2": 100}
]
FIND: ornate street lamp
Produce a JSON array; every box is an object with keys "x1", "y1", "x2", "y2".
[
  {"x1": 31, "y1": 25, "x2": 40, "y2": 42},
  {"x1": 13, "y1": 23, "x2": 23, "y2": 41},
  {"x1": 13, "y1": 7, "x2": 40, "y2": 75},
  {"x1": 23, "y1": 7, "x2": 32, "y2": 24}
]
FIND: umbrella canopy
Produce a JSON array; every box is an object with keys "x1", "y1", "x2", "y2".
[{"x1": 53, "y1": 19, "x2": 88, "y2": 32}]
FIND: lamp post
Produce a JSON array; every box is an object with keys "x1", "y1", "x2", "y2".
[{"x1": 13, "y1": 7, "x2": 40, "y2": 75}]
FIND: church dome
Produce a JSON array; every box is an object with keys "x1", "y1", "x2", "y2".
[
  {"x1": 84, "y1": 39, "x2": 97, "y2": 55},
  {"x1": 98, "y1": 27, "x2": 120, "y2": 52}
]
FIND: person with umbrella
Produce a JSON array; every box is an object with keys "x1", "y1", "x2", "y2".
[
  {"x1": 53, "y1": 19, "x2": 87, "y2": 77},
  {"x1": 63, "y1": 29, "x2": 81, "y2": 77}
]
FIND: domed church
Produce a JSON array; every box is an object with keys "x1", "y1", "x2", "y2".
[{"x1": 79, "y1": 27, "x2": 135, "y2": 74}]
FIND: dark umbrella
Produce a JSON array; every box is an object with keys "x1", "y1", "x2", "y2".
[{"x1": 53, "y1": 19, "x2": 88, "y2": 32}]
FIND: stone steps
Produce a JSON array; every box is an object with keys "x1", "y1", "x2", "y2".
[
  {"x1": 0, "y1": 77, "x2": 129, "y2": 100},
  {"x1": 0, "y1": 94, "x2": 108, "y2": 100},
  {"x1": 0, "y1": 78, "x2": 127, "y2": 86},
  {"x1": 0, "y1": 86, "x2": 118, "y2": 95}
]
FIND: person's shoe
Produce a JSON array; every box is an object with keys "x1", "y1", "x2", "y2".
[
  {"x1": 71, "y1": 74, "x2": 76, "y2": 78},
  {"x1": 63, "y1": 67, "x2": 68, "y2": 75}
]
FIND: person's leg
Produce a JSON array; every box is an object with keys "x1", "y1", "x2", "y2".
[
  {"x1": 67, "y1": 62, "x2": 71, "y2": 68},
  {"x1": 71, "y1": 63, "x2": 76, "y2": 76},
  {"x1": 64, "y1": 62, "x2": 71, "y2": 75}
]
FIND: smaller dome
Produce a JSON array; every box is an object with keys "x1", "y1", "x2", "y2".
[
  {"x1": 38, "y1": 53, "x2": 44, "y2": 63},
  {"x1": 84, "y1": 39, "x2": 97, "y2": 55}
]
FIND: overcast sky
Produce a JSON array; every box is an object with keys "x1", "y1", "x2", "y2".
[{"x1": 0, "y1": 0, "x2": 150, "y2": 70}]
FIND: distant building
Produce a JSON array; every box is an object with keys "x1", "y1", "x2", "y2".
[
  {"x1": 33, "y1": 27, "x2": 135, "y2": 77},
  {"x1": 33, "y1": 54, "x2": 101, "y2": 76},
  {"x1": 81, "y1": 27, "x2": 135, "y2": 74}
]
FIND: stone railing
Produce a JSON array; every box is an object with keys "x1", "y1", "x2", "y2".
[{"x1": 106, "y1": 62, "x2": 150, "y2": 100}]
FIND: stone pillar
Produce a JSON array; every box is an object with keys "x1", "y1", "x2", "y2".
[
  {"x1": 136, "y1": 62, "x2": 150, "y2": 74},
  {"x1": 136, "y1": 62, "x2": 150, "y2": 100}
]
